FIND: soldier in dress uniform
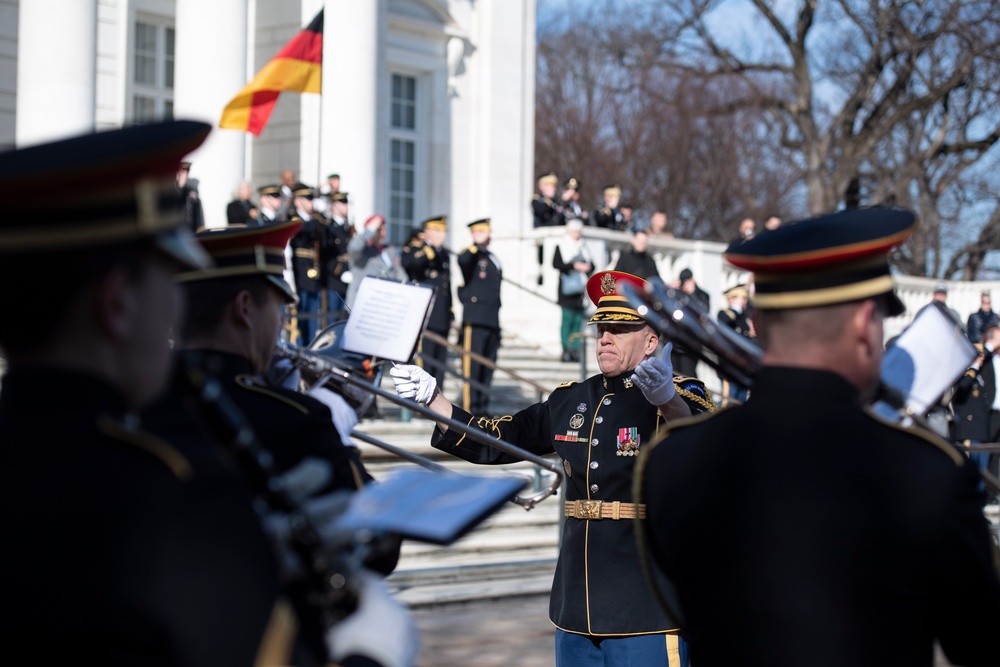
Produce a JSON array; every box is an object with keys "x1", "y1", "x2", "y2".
[
  {"x1": 257, "y1": 183, "x2": 282, "y2": 224},
  {"x1": 532, "y1": 171, "x2": 566, "y2": 227},
  {"x1": 288, "y1": 185, "x2": 328, "y2": 344},
  {"x1": 716, "y1": 283, "x2": 752, "y2": 406},
  {"x1": 401, "y1": 215, "x2": 454, "y2": 388},
  {"x1": 389, "y1": 270, "x2": 715, "y2": 667},
  {"x1": 592, "y1": 184, "x2": 626, "y2": 230},
  {"x1": 457, "y1": 218, "x2": 503, "y2": 413},
  {"x1": 324, "y1": 191, "x2": 354, "y2": 321},
  {"x1": 142, "y1": 219, "x2": 401, "y2": 665},
  {"x1": 561, "y1": 176, "x2": 588, "y2": 222},
  {"x1": 0, "y1": 121, "x2": 286, "y2": 665},
  {"x1": 637, "y1": 207, "x2": 1000, "y2": 667}
]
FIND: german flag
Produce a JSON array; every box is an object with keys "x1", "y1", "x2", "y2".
[{"x1": 219, "y1": 10, "x2": 323, "y2": 136}]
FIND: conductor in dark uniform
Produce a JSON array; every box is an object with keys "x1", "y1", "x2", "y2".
[
  {"x1": 716, "y1": 283, "x2": 752, "y2": 406},
  {"x1": 637, "y1": 207, "x2": 1000, "y2": 667},
  {"x1": 457, "y1": 218, "x2": 502, "y2": 413},
  {"x1": 950, "y1": 337, "x2": 993, "y2": 476},
  {"x1": 401, "y1": 215, "x2": 453, "y2": 388},
  {"x1": 0, "y1": 122, "x2": 285, "y2": 665},
  {"x1": 142, "y1": 219, "x2": 400, "y2": 665},
  {"x1": 389, "y1": 270, "x2": 715, "y2": 667},
  {"x1": 592, "y1": 184, "x2": 625, "y2": 230}
]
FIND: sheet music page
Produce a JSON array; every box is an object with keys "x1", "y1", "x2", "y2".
[{"x1": 342, "y1": 278, "x2": 433, "y2": 362}]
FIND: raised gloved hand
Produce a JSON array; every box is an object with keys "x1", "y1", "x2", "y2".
[
  {"x1": 389, "y1": 364, "x2": 437, "y2": 405},
  {"x1": 632, "y1": 342, "x2": 676, "y2": 405},
  {"x1": 326, "y1": 569, "x2": 420, "y2": 667}
]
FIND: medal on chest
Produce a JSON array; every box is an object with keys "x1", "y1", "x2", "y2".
[{"x1": 617, "y1": 426, "x2": 640, "y2": 456}]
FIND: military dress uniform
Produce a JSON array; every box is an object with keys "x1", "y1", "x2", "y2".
[
  {"x1": 402, "y1": 216, "x2": 453, "y2": 387},
  {"x1": 289, "y1": 195, "x2": 329, "y2": 344},
  {"x1": 592, "y1": 185, "x2": 626, "y2": 231},
  {"x1": 457, "y1": 218, "x2": 502, "y2": 413},
  {"x1": 0, "y1": 122, "x2": 288, "y2": 666},
  {"x1": 324, "y1": 192, "x2": 354, "y2": 318},
  {"x1": 434, "y1": 373, "x2": 712, "y2": 636},
  {"x1": 950, "y1": 353, "x2": 994, "y2": 474},
  {"x1": 638, "y1": 208, "x2": 1000, "y2": 667},
  {"x1": 142, "y1": 220, "x2": 399, "y2": 666},
  {"x1": 717, "y1": 284, "x2": 753, "y2": 406},
  {"x1": 532, "y1": 193, "x2": 566, "y2": 228},
  {"x1": 431, "y1": 269, "x2": 714, "y2": 667}
]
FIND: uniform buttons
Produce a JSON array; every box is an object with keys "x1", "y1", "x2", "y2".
[
  {"x1": 590, "y1": 461, "x2": 599, "y2": 469},
  {"x1": 603, "y1": 398, "x2": 611, "y2": 406},
  {"x1": 595, "y1": 416, "x2": 603, "y2": 424},
  {"x1": 591, "y1": 438, "x2": 599, "y2": 447},
  {"x1": 590, "y1": 484, "x2": 599, "y2": 493}
]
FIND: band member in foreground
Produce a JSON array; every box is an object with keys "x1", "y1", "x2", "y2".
[
  {"x1": 637, "y1": 207, "x2": 1000, "y2": 667},
  {"x1": 390, "y1": 271, "x2": 715, "y2": 667}
]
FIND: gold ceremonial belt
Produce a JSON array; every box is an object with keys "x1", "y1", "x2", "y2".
[
  {"x1": 294, "y1": 249, "x2": 316, "y2": 259},
  {"x1": 564, "y1": 500, "x2": 646, "y2": 521}
]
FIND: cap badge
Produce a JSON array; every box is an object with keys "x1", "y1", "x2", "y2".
[{"x1": 600, "y1": 273, "x2": 616, "y2": 295}]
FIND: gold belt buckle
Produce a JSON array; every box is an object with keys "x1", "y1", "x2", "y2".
[{"x1": 573, "y1": 499, "x2": 603, "y2": 520}]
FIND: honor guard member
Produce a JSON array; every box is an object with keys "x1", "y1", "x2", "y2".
[
  {"x1": 289, "y1": 185, "x2": 327, "y2": 343},
  {"x1": 257, "y1": 183, "x2": 283, "y2": 223},
  {"x1": 402, "y1": 215, "x2": 454, "y2": 388},
  {"x1": 592, "y1": 184, "x2": 626, "y2": 231},
  {"x1": 562, "y1": 176, "x2": 588, "y2": 222},
  {"x1": 716, "y1": 283, "x2": 752, "y2": 406},
  {"x1": 142, "y1": 219, "x2": 400, "y2": 665},
  {"x1": 532, "y1": 171, "x2": 566, "y2": 227},
  {"x1": 0, "y1": 121, "x2": 286, "y2": 666},
  {"x1": 389, "y1": 270, "x2": 714, "y2": 667},
  {"x1": 637, "y1": 208, "x2": 1000, "y2": 667},
  {"x1": 457, "y1": 218, "x2": 503, "y2": 413},
  {"x1": 324, "y1": 191, "x2": 354, "y2": 320}
]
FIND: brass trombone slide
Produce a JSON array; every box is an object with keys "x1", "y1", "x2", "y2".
[{"x1": 274, "y1": 340, "x2": 563, "y2": 511}]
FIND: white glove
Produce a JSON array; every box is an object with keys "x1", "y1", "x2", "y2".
[
  {"x1": 308, "y1": 386, "x2": 359, "y2": 446},
  {"x1": 326, "y1": 570, "x2": 420, "y2": 667},
  {"x1": 389, "y1": 364, "x2": 437, "y2": 405},
  {"x1": 632, "y1": 342, "x2": 676, "y2": 405}
]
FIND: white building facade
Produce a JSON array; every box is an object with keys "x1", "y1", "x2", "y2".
[{"x1": 2, "y1": 0, "x2": 536, "y2": 244}]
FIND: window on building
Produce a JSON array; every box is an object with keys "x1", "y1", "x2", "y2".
[
  {"x1": 388, "y1": 73, "x2": 418, "y2": 244},
  {"x1": 130, "y1": 19, "x2": 174, "y2": 123}
]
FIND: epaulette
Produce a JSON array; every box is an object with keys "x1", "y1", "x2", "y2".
[
  {"x1": 466, "y1": 245, "x2": 478, "y2": 254},
  {"x1": 554, "y1": 381, "x2": 577, "y2": 390},
  {"x1": 865, "y1": 407, "x2": 965, "y2": 466},
  {"x1": 672, "y1": 376, "x2": 717, "y2": 413},
  {"x1": 97, "y1": 415, "x2": 193, "y2": 480},
  {"x1": 599, "y1": 206, "x2": 611, "y2": 215},
  {"x1": 235, "y1": 374, "x2": 310, "y2": 415},
  {"x1": 720, "y1": 308, "x2": 736, "y2": 320}
]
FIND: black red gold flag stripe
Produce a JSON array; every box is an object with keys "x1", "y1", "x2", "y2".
[{"x1": 219, "y1": 10, "x2": 323, "y2": 136}]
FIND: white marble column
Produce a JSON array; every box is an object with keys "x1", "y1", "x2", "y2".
[
  {"x1": 322, "y1": 0, "x2": 383, "y2": 223},
  {"x1": 174, "y1": 0, "x2": 249, "y2": 228},
  {"x1": 16, "y1": 0, "x2": 97, "y2": 146}
]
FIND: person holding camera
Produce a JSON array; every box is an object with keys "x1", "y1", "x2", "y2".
[{"x1": 345, "y1": 214, "x2": 406, "y2": 308}]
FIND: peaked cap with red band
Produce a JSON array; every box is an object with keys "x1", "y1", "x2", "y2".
[
  {"x1": 176, "y1": 219, "x2": 303, "y2": 304},
  {"x1": 0, "y1": 120, "x2": 212, "y2": 270},
  {"x1": 724, "y1": 206, "x2": 915, "y2": 316},
  {"x1": 587, "y1": 270, "x2": 649, "y2": 324}
]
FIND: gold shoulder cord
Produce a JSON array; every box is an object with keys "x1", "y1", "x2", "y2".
[
  {"x1": 235, "y1": 375, "x2": 310, "y2": 415},
  {"x1": 97, "y1": 415, "x2": 193, "y2": 481}
]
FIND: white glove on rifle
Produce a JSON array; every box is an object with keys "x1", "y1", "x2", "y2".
[
  {"x1": 326, "y1": 570, "x2": 420, "y2": 667},
  {"x1": 389, "y1": 364, "x2": 437, "y2": 405},
  {"x1": 632, "y1": 342, "x2": 676, "y2": 406}
]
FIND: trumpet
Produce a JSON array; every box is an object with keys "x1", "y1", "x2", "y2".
[{"x1": 272, "y1": 335, "x2": 564, "y2": 511}]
